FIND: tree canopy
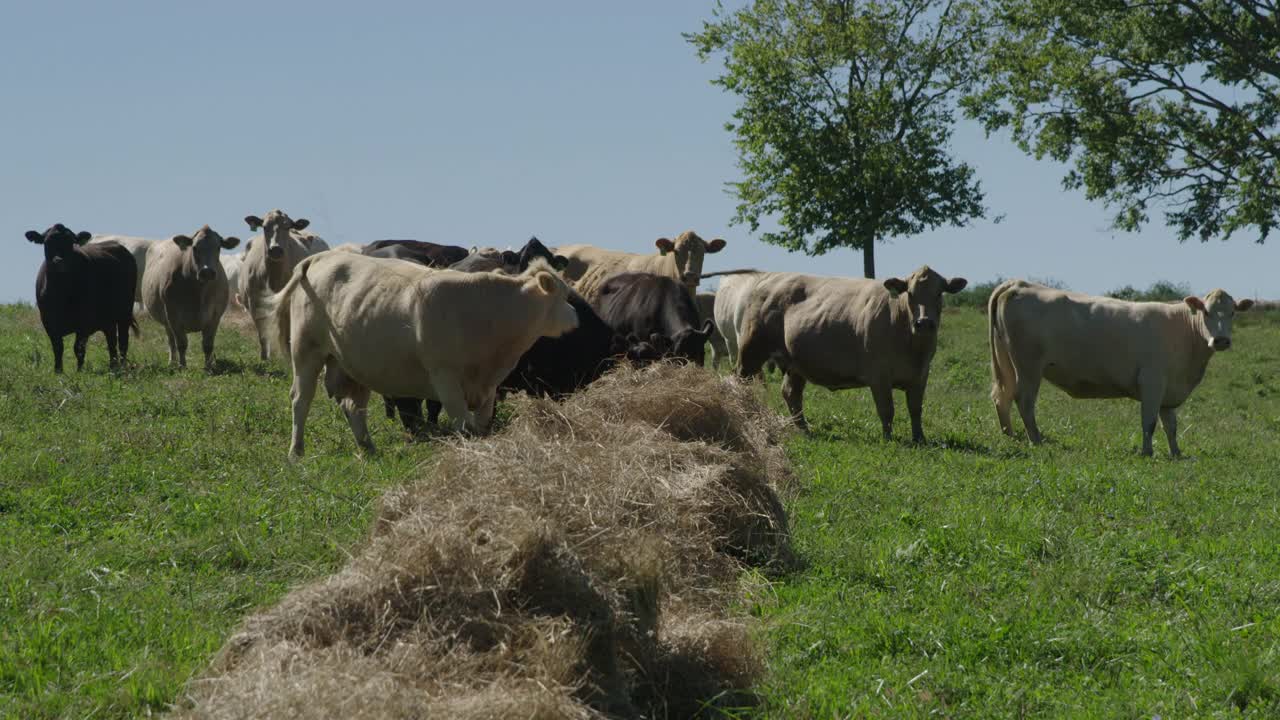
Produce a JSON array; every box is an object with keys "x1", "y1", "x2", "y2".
[
  {"x1": 688, "y1": 0, "x2": 989, "y2": 278},
  {"x1": 966, "y1": 0, "x2": 1280, "y2": 242}
]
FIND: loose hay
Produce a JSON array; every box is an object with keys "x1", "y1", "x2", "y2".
[{"x1": 178, "y1": 363, "x2": 794, "y2": 719}]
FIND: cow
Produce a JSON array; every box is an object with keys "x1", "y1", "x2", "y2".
[
  {"x1": 729, "y1": 267, "x2": 967, "y2": 440},
  {"x1": 89, "y1": 235, "x2": 154, "y2": 303},
  {"x1": 27, "y1": 224, "x2": 138, "y2": 373},
  {"x1": 363, "y1": 239, "x2": 469, "y2": 268},
  {"x1": 556, "y1": 230, "x2": 726, "y2": 300},
  {"x1": 295, "y1": 230, "x2": 329, "y2": 253},
  {"x1": 695, "y1": 292, "x2": 729, "y2": 370},
  {"x1": 269, "y1": 254, "x2": 579, "y2": 458},
  {"x1": 387, "y1": 287, "x2": 667, "y2": 434},
  {"x1": 987, "y1": 280, "x2": 1254, "y2": 457},
  {"x1": 141, "y1": 226, "x2": 240, "y2": 370},
  {"x1": 711, "y1": 272, "x2": 763, "y2": 371},
  {"x1": 450, "y1": 237, "x2": 570, "y2": 274},
  {"x1": 596, "y1": 272, "x2": 715, "y2": 366},
  {"x1": 219, "y1": 253, "x2": 244, "y2": 309},
  {"x1": 239, "y1": 209, "x2": 320, "y2": 360}
]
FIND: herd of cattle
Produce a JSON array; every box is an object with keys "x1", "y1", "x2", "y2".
[{"x1": 25, "y1": 211, "x2": 1256, "y2": 459}]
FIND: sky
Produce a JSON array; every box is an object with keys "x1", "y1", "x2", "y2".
[{"x1": 3, "y1": 1, "x2": 1277, "y2": 304}]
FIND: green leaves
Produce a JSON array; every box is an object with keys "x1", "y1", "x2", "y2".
[
  {"x1": 689, "y1": 0, "x2": 990, "y2": 277},
  {"x1": 967, "y1": 0, "x2": 1280, "y2": 243}
]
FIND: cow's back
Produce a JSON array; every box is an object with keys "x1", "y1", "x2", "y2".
[{"x1": 38, "y1": 241, "x2": 137, "y2": 335}]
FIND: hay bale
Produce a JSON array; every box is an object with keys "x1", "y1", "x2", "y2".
[{"x1": 178, "y1": 364, "x2": 794, "y2": 719}]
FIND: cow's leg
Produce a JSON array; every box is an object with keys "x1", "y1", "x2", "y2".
[
  {"x1": 49, "y1": 333, "x2": 65, "y2": 374},
  {"x1": 780, "y1": 371, "x2": 808, "y2": 430},
  {"x1": 104, "y1": 325, "x2": 120, "y2": 369},
  {"x1": 1014, "y1": 370, "x2": 1044, "y2": 444},
  {"x1": 429, "y1": 372, "x2": 473, "y2": 433},
  {"x1": 340, "y1": 386, "x2": 375, "y2": 455},
  {"x1": 870, "y1": 380, "x2": 895, "y2": 440},
  {"x1": 906, "y1": 382, "x2": 927, "y2": 444},
  {"x1": 472, "y1": 392, "x2": 497, "y2": 433},
  {"x1": 251, "y1": 310, "x2": 270, "y2": 361},
  {"x1": 73, "y1": 332, "x2": 89, "y2": 371},
  {"x1": 288, "y1": 353, "x2": 323, "y2": 460},
  {"x1": 426, "y1": 399, "x2": 443, "y2": 426},
  {"x1": 117, "y1": 321, "x2": 130, "y2": 366},
  {"x1": 174, "y1": 330, "x2": 189, "y2": 369},
  {"x1": 383, "y1": 396, "x2": 397, "y2": 420},
  {"x1": 201, "y1": 325, "x2": 217, "y2": 371},
  {"x1": 1160, "y1": 407, "x2": 1181, "y2": 458},
  {"x1": 392, "y1": 397, "x2": 426, "y2": 436},
  {"x1": 1137, "y1": 370, "x2": 1165, "y2": 457},
  {"x1": 164, "y1": 326, "x2": 179, "y2": 366},
  {"x1": 736, "y1": 334, "x2": 770, "y2": 381}
]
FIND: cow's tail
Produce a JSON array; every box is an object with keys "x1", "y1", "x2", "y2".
[
  {"x1": 987, "y1": 280, "x2": 1017, "y2": 406},
  {"x1": 700, "y1": 268, "x2": 760, "y2": 279},
  {"x1": 254, "y1": 256, "x2": 313, "y2": 359}
]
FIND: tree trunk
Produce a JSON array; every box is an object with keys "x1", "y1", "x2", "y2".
[{"x1": 861, "y1": 235, "x2": 875, "y2": 279}]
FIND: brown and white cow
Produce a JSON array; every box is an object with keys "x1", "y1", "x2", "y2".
[
  {"x1": 269, "y1": 253, "x2": 578, "y2": 458},
  {"x1": 556, "y1": 230, "x2": 726, "y2": 300},
  {"x1": 142, "y1": 226, "x2": 240, "y2": 369},
  {"x1": 988, "y1": 280, "x2": 1253, "y2": 457},
  {"x1": 239, "y1": 209, "x2": 320, "y2": 360},
  {"x1": 730, "y1": 267, "x2": 967, "y2": 440}
]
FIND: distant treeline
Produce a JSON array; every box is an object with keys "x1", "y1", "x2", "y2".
[{"x1": 947, "y1": 279, "x2": 1274, "y2": 310}]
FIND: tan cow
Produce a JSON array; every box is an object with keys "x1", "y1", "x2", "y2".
[
  {"x1": 141, "y1": 226, "x2": 240, "y2": 369},
  {"x1": 556, "y1": 230, "x2": 726, "y2": 300},
  {"x1": 731, "y1": 267, "x2": 967, "y2": 440},
  {"x1": 270, "y1": 254, "x2": 578, "y2": 458},
  {"x1": 988, "y1": 280, "x2": 1253, "y2": 456},
  {"x1": 695, "y1": 291, "x2": 729, "y2": 370},
  {"x1": 239, "y1": 209, "x2": 320, "y2": 360}
]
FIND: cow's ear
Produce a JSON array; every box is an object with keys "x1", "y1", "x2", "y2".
[
  {"x1": 244, "y1": 215, "x2": 264, "y2": 230},
  {"x1": 706, "y1": 238, "x2": 726, "y2": 253},
  {"x1": 76, "y1": 231, "x2": 92, "y2": 244},
  {"x1": 883, "y1": 278, "x2": 908, "y2": 296},
  {"x1": 292, "y1": 218, "x2": 310, "y2": 231},
  {"x1": 655, "y1": 237, "x2": 675, "y2": 255},
  {"x1": 1236, "y1": 298, "x2": 1255, "y2": 312},
  {"x1": 172, "y1": 234, "x2": 193, "y2": 248},
  {"x1": 535, "y1": 271, "x2": 558, "y2": 295},
  {"x1": 25, "y1": 230, "x2": 44, "y2": 244},
  {"x1": 945, "y1": 277, "x2": 968, "y2": 294},
  {"x1": 501, "y1": 250, "x2": 519, "y2": 266},
  {"x1": 221, "y1": 236, "x2": 241, "y2": 250},
  {"x1": 700, "y1": 319, "x2": 716, "y2": 337},
  {"x1": 1184, "y1": 296, "x2": 1206, "y2": 313},
  {"x1": 552, "y1": 254, "x2": 570, "y2": 271}
]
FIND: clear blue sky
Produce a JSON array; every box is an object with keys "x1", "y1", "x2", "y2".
[{"x1": 3, "y1": 1, "x2": 1276, "y2": 304}]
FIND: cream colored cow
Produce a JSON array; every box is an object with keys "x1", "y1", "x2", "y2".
[
  {"x1": 141, "y1": 226, "x2": 240, "y2": 369},
  {"x1": 556, "y1": 230, "x2": 726, "y2": 301},
  {"x1": 988, "y1": 280, "x2": 1253, "y2": 456},
  {"x1": 269, "y1": 254, "x2": 578, "y2": 458},
  {"x1": 238, "y1": 209, "x2": 321, "y2": 360}
]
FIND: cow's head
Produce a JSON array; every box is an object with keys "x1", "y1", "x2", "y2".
[
  {"x1": 1185, "y1": 289, "x2": 1253, "y2": 351},
  {"x1": 26, "y1": 224, "x2": 92, "y2": 274},
  {"x1": 610, "y1": 333, "x2": 667, "y2": 365},
  {"x1": 519, "y1": 236, "x2": 570, "y2": 272},
  {"x1": 523, "y1": 258, "x2": 579, "y2": 338},
  {"x1": 668, "y1": 319, "x2": 716, "y2": 366},
  {"x1": 883, "y1": 266, "x2": 967, "y2": 335},
  {"x1": 244, "y1": 209, "x2": 309, "y2": 261},
  {"x1": 655, "y1": 230, "x2": 726, "y2": 291},
  {"x1": 173, "y1": 226, "x2": 240, "y2": 282}
]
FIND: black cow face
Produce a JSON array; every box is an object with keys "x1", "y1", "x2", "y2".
[
  {"x1": 519, "y1": 236, "x2": 571, "y2": 272},
  {"x1": 26, "y1": 224, "x2": 92, "y2": 274}
]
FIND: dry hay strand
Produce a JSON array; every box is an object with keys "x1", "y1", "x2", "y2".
[{"x1": 178, "y1": 363, "x2": 794, "y2": 719}]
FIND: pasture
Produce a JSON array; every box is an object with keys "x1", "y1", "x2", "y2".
[{"x1": 2, "y1": 301, "x2": 1279, "y2": 717}]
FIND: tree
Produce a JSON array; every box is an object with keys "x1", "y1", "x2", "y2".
[
  {"x1": 966, "y1": 0, "x2": 1280, "y2": 242},
  {"x1": 688, "y1": 0, "x2": 989, "y2": 279}
]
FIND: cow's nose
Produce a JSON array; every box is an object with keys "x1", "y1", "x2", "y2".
[
  {"x1": 197, "y1": 267, "x2": 215, "y2": 282},
  {"x1": 915, "y1": 317, "x2": 937, "y2": 331},
  {"x1": 267, "y1": 246, "x2": 284, "y2": 259},
  {"x1": 1212, "y1": 337, "x2": 1232, "y2": 350}
]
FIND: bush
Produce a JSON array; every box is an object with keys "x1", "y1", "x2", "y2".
[{"x1": 1105, "y1": 280, "x2": 1190, "y2": 302}]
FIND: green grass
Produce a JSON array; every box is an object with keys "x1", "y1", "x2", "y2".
[
  {"x1": 747, "y1": 307, "x2": 1280, "y2": 718},
  {"x1": 2, "y1": 303, "x2": 1279, "y2": 718},
  {"x1": 0, "y1": 306, "x2": 431, "y2": 718}
]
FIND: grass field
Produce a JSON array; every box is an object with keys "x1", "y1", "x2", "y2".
[{"x1": 2, "y1": 301, "x2": 1278, "y2": 718}]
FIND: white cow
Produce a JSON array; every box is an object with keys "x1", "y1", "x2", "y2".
[
  {"x1": 238, "y1": 209, "x2": 323, "y2": 360},
  {"x1": 988, "y1": 280, "x2": 1254, "y2": 456},
  {"x1": 269, "y1": 253, "x2": 579, "y2": 458},
  {"x1": 556, "y1": 231, "x2": 726, "y2": 301},
  {"x1": 219, "y1": 253, "x2": 244, "y2": 309},
  {"x1": 141, "y1": 226, "x2": 240, "y2": 369}
]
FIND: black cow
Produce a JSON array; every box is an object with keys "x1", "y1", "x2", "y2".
[
  {"x1": 27, "y1": 224, "x2": 138, "y2": 373},
  {"x1": 596, "y1": 272, "x2": 715, "y2": 365},
  {"x1": 386, "y1": 288, "x2": 664, "y2": 434},
  {"x1": 449, "y1": 237, "x2": 571, "y2": 274},
  {"x1": 362, "y1": 239, "x2": 468, "y2": 268}
]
